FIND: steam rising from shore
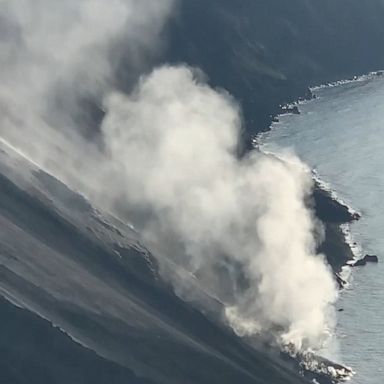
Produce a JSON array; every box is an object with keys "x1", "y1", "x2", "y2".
[
  {"x1": 101, "y1": 67, "x2": 338, "y2": 349},
  {"x1": 0, "y1": 0, "x2": 337, "y2": 350}
]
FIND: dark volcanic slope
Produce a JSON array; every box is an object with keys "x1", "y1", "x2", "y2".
[
  {"x1": 0, "y1": 297, "x2": 152, "y2": 384},
  {"x1": 164, "y1": 0, "x2": 384, "y2": 135},
  {"x1": 0, "y1": 146, "x2": 310, "y2": 383}
]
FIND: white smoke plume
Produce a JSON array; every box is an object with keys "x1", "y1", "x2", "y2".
[
  {"x1": 0, "y1": 0, "x2": 174, "y2": 175},
  {"x1": 0, "y1": 0, "x2": 338, "y2": 351},
  {"x1": 100, "y1": 66, "x2": 338, "y2": 349}
]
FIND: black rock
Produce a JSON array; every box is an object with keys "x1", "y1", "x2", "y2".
[
  {"x1": 281, "y1": 105, "x2": 300, "y2": 115},
  {"x1": 334, "y1": 273, "x2": 347, "y2": 289},
  {"x1": 364, "y1": 254, "x2": 379, "y2": 263},
  {"x1": 353, "y1": 254, "x2": 379, "y2": 267},
  {"x1": 351, "y1": 212, "x2": 361, "y2": 221},
  {"x1": 353, "y1": 259, "x2": 367, "y2": 267}
]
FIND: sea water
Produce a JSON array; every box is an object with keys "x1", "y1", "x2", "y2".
[{"x1": 260, "y1": 75, "x2": 384, "y2": 383}]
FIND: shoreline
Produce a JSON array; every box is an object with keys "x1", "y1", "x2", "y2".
[
  {"x1": 310, "y1": 70, "x2": 384, "y2": 92},
  {"x1": 314, "y1": 187, "x2": 358, "y2": 273},
  {"x1": 254, "y1": 72, "x2": 384, "y2": 278},
  {"x1": 254, "y1": 79, "x2": 373, "y2": 382},
  {"x1": 255, "y1": 138, "x2": 359, "y2": 278},
  {"x1": 262, "y1": 70, "x2": 384, "y2": 131}
]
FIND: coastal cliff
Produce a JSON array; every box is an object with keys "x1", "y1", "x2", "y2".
[
  {"x1": 164, "y1": 0, "x2": 384, "y2": 136},
  {"x1": 160, "y1": 0, "x2": 382, "y2": 272}
]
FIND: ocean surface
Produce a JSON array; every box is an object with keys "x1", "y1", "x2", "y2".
[{"x1": 260, "y1": 74, "x2": 384, "y2": 383}]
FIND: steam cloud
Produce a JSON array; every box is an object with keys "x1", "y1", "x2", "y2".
[
  {"x1": 0, "y1": 0, "x2": 174, "y2": 170},
  {"x1": 0, "y1": 0, "x2": 337, "y2": 351}
]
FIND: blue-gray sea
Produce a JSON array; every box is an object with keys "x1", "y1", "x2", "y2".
[{"x1": 260, "y1": 75, "x2": 384, "y2": 383}]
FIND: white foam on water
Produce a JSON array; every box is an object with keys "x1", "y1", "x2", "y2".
[{"x1": 310, "y1": 71, "x2": 384, "y2": 92}]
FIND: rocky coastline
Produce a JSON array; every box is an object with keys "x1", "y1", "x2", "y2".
[{"x1": 259, "y1": 73, "x2": 384, "y2": 282}]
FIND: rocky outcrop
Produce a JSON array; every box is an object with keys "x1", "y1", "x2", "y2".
[
  {"x1": 353, "y1": 254, "x2": 379, "y2": 267},
  {"x1": 335, "y1": 273, "x2": 347, "y2": 289},
  {"x1": 281, "y1": 105, "x2": 300, "y2": 115},
  {"x1": 164, "y1": 0, "x2": 384, "y2": 136}
]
